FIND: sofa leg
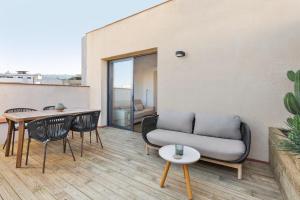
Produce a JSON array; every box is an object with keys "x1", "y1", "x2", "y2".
[
  {"x1": 237, "y1": 164, "x2": 242, "y2": 180},
  {"x1": 145, "y1": 144, "x2": 149, "y2": 155},
  {"x1": 201, "y1": 157, "x2": 243, "y2": 180}
]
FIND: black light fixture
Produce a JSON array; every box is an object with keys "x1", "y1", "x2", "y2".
[{"x1": 175, "y1": 51, "x2": 186, "y2": 57}]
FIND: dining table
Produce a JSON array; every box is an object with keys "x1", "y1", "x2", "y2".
[{"x1": 3, "y1": 108, "x2": 100, "y2": 168}]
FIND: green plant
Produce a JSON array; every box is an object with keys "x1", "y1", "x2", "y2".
[
  {"x1": 280, "y1": 116, "x2": 300, "y2": 153},
  {"x1": 281, "y1": 70, "x2": 300, "y2": 154}
]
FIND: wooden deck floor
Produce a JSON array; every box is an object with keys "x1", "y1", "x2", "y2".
[{"x1": 0, "y1": 127, "x2": 282, "y2": 200}]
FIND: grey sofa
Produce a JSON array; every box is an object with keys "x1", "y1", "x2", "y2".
[
  {"x1": 141, "y1": 111, "x2": 251, "y2": 179},
  {"x1": 134, "y1": 99, "x2": 155, "y2": 123}
]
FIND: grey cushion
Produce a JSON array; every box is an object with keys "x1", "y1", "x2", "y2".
[
  {"x1": 135, "y1": 104, "x2": 144, "y2": 111},
  {"x1": 157, "y1": 111, "x2": 195, "y2": 133},
  {"x1": 193, "y1": 113, "x2": 242, "y2": 140},
  {"x1": 147, "y1": 129, "x2": 245, "y2": 161},
  {"x1": 134, "y1": 99, "x2": 144, "y2": 111}
]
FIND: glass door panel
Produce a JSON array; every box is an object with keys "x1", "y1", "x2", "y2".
[{"x1": 108, "y1": 58, "x2": 134, "y2": 130}]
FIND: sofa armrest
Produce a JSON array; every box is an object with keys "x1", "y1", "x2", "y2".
[
  {"x1": 141, "y1": 115, "x2": 158, "y2": 146},
  {"x1": 232, "y1": 122, "x2": 251, "y2": 163},
  {"x1": 144, "y1": 106, "x2": 155, "y2": 110}
]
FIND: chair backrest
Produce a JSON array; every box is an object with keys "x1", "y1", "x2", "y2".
[
  {"x1": 71, "y1": 111, "x2": 101, "y2": 132},
  {"x1": 43, "y1": 106, "x2": 55, "y2": 110},
  {"x1": 5, "y1": 108, "x2": 37, "y2": 113},
  {"x1": 4, "y1": 108, "x2": 37, "y2": 124},
  {"x1": 27, "y1": 115, "x2": 74, "y2": 142}
]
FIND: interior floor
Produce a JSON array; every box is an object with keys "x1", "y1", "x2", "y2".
[{"x1": 133, "y1": 122, "x2": 142, "y2": 133}]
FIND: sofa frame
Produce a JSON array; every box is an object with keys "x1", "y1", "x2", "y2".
[{"x1": 141, "y1": 115, "x2": 251, "y2": 179}]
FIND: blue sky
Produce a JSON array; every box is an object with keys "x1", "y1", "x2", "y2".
[{"x1": 0, "y1": 0, "x2": 162, "y2": 75}]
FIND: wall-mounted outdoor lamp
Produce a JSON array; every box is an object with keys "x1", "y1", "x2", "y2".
[{"x1": 175, "y1": 51, "x2": 186, "y2": 57}]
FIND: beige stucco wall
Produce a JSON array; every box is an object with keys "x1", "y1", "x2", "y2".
[
  {"x1": 85, "y1": 0, "x2": 300, "y2": 161},
  {"x1": 0, "y1": 83, "x2": 90, "y2": 113}
]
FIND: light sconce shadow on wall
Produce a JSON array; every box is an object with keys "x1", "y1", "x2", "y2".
[{"x1": 175, "y1": 51, "x2": 186, "y2": 57}]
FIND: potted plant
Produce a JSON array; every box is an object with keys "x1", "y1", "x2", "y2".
[
  {"x1": 55, "y1": 103, "x2": 66, "y2": 112},
  {"x1": 281, "y1": 70, "x2": 300, "y2": 159}
]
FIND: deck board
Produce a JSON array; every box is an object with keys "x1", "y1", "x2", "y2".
[{"x1": 0, "y1": 127, "x2": 283, "y2": 200}]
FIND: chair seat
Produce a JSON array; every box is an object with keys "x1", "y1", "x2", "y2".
[
  {"x1": 70, "y1": 125, "x2": 95, "y2": 132},
  {"x1": 147, "y1": 129, "x2": 245, "y2": 162}
]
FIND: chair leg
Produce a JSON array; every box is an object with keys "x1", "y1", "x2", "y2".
[
  {"x1": 95, "y1": 129, "x2": 103, "y2": 149},
  {"x1": 145, "y1": 143, "x2": 149, "y2": 155},
  {"x1": 25, "y1": 138, "x2": 31, "y2": 165},
  {"x1": 80, "y1": 132, "x2": 84, "y2": 157},
  {"x1": 2, "y1": 139, "x2": 7, "y2": 149},
  {"x1": 96, "y1": 130, "x2": 99, "y2": 143},
  {"x1": 66, "y1": 138, "x2": 76, "y2": 161},
  {"x1": 63, "y1": 138, "x2": 66, "y2": 153},
  {"x1": 42, "y1": 142, "x2": 48, "y2": 174},
  {"x1": 11, "y1": 131, "x2": 15, "y2": 155},
  {"x1": 89, "y1": 131, "x2": 91, "y2": 144}
]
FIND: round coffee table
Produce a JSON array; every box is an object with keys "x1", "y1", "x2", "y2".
[{"x1": 159, "y1": 145, "x2": 201, "y2": 200}]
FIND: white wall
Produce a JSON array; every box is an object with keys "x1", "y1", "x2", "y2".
[
  {"x1": 134, "y1": 54, "x2": 157, "y2": 108},
  {"x1": 81, "y1": 36, "x2": 87, "y2": 85},
  {"x1": 0, "y1": 83, "x2": 90, "y2": 113},
  {"x1": 0, "y1": 123, "x2": 8, "y2": 145},
  {"x1": 86, "y1": 0, "x2": 300, "y2": 161}
]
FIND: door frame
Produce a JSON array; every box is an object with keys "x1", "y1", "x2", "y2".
[
  {"x1": 106, "y1": 49, "x2": 158, "y2": 131},
  {"x1": 107, "y1": 58, "x2": 135, "y2": 130}
]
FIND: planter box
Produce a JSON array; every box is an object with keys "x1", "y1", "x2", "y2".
[{"x1": 269, "y1": 128, "x2": 300, "y2": 200}]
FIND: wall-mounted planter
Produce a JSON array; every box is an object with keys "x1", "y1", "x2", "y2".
[{"x1": 269, "y1": 127, "x2": 300, "y2": 200}]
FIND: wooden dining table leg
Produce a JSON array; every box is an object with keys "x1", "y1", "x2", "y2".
[
  {"x1": 16, "y1": 121, "x2": 25, "y2": 168},
  {"x1": 5, "y1": 120, "x2": 14, "y2": 157}
]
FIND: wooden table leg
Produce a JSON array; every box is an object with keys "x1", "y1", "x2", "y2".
[
  {"x1": 16, "y1": 121, "x2": 25, "y2": 168},
  {"x1": 160, "y1": 161, "x2": 171, "y2": 188},
  {"x1": 183, "y1": 164, "x2": 193, "y2": 200},
  {"x1": 5, "y1": 120, "x2": 14, "y2": 157}
]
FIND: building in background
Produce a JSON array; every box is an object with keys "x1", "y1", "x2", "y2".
[
  {"x1": 0, "y1": 71, "x2": 82, "y2": 86},
  {"x1": 0, "y1": 71, "x2": 42, "y2": 84},
  {"x1": 62, "y1": 75, "x2": 82, "y2": 86}
]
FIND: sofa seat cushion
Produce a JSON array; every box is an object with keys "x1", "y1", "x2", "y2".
[
  {"x1": 157, "y1": 111, "x2": 195, "y2": 133},
  {"x1": 147, "y1": 129, "x2": 245, "y2": 161},
  {"x1": 194, "y1": 113, "x2": 242, "y2": 140},
  {"x1": 134, "y1": 108, "x2": 155, "y2": 119}
]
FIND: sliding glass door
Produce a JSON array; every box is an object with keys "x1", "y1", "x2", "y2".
[{"x1": 108, "y1": 58, "x2": 134, "y2": 130}]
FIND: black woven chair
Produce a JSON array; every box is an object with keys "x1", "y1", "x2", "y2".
[
  {"x1": 26, "y1": 115, "x2": 75, "y2": 173},
  {"x1": 70, "y1": 111, "x2": 102, "y2": 157},
  {"x1": 43, "y1": 106, "x2": 55, "y2": 110},
  {"x1": 3, "y1": 108, "x2": 37, "y2": 155}
]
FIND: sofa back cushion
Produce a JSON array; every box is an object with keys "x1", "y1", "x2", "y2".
[
  {"x1": 194, "y1": 113, "x2": 241, "y2": 140},
  {"x1": 157, "y1": 111, "x2": 195, "y2": 133},
  {"x1": 134, "y1": 99, "x2": 144, "y2": 111}
]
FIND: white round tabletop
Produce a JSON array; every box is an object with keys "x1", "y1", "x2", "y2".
[{"x1": 159, "y1": 145, "x2": 201, "y2": 164}]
